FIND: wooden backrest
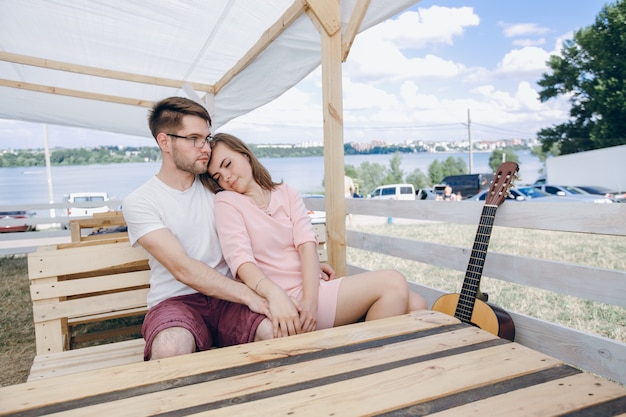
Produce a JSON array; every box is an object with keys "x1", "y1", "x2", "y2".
[
  {"x1": 69, "y1": 211, "x2": 128, "y2": 242},
  {"x1": 28, "y1": 241, "x2": 150, "y2": 354}
]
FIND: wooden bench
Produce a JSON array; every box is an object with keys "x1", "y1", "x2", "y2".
[
  {"x1": 27, "y1": 220, "x2": 329, "y2": 381},
  {"x1": 27, "y1": 241, "x2": 150, "y2": 381}
]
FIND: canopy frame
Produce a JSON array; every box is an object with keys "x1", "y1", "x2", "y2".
[{"x1": 0, "y1": 0, "x2": 422, "y2": 273}]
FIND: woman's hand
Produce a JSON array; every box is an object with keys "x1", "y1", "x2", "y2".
[
  {"x1": 319, "y1": 263, "x2": 336, "y2": 281},
  {"x1": 297, "y1": 297, "x2": 318, "y2": 333}
]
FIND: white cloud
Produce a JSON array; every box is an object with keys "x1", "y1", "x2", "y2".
[
  {"x1": 500, "y1": 22, "x2": 550, "y2": 37},
  {"x1": 497, "y1": 46, "x2": 551, "y2": 74},
  {"x1": 361, "y1": 7, "x2": 480, "y2": 49}
]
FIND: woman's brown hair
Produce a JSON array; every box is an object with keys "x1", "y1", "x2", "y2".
[{"x1": 200, "y1": 132, "x2": 282, "y2": 193}]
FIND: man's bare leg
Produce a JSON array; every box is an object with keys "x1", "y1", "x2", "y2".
[
  {"x1": 150, "y1": 327, "x2": 195, "y2": 360},
  {"x1": 254, "y1": 318, "x2": 274, "y2": 341}
]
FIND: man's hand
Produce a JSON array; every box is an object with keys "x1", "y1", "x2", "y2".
[
  {"x1": 246, "y1": 292, "x2": 272, "y2": 319},
  {"x1": 266, "y1": 289, "x2": 302, "y2": 338}
]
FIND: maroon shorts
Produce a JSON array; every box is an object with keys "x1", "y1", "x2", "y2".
[{"x1": 141, "y1": 292, "x2": 265, "y2": 360}]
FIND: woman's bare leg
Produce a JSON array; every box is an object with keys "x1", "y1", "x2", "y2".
[
  {"x1": 409, "y1": 291, "x2": 428, "y2": 311},
  {"x1": 333, "y1": 269, "x2": 411, "y2": 326}
]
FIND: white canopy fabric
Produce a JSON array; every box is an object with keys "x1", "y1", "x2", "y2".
[{"x1": 0, "y1": 0, "x2": 419, "y2": 138}]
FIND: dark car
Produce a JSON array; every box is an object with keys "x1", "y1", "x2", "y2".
[
  {"x1": 0, "y1": 211, "x2": 31, "y2": 233},
  {"x1": 439, "y1": 173, "x2": 494, "y2": 200}
]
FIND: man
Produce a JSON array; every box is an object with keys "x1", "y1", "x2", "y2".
[{"x1": 123, "y1": 97, "x2": 274, "y2": 360}]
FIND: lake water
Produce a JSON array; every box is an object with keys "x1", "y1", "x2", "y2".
[{"x1": 1, "y1": 150, "x2": 543, "y2": 206}]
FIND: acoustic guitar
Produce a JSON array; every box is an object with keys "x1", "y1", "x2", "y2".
[{"x1": 432, "y1": 161, "x2": 518, "y2": 341}]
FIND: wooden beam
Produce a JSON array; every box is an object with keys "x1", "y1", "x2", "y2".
[
  {"x1": 342, "y1": 0, "x2": 370, "y2": 62},
  {"x1": 0, "y1": 51, "x2": 213, "y2": 92},
  {"x1": 317, "y1": 1, "x2": 347, "y2": 275},
  {"x1": 0, "y1": 78, "x2": 153, "y2": 108},
  {"x1": 306, "y1": 0, "x2": 341, "y2": 36},
  {"x1": 214, "y1": 0, "x2": 308, "y2": 93}
]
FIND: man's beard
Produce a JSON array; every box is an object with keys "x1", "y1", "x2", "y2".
[{"x1": 172, "y1": 146, "x2": 208, "y2": 175}]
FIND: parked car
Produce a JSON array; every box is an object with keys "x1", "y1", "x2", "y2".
[
  {"x1": 533, "y1": 184, "x2": 614, "y2": 204},
  {"x1": 469, "y1": 188, "x2": 525, "y2": 202},
  {"x1": 516, "y1": 186, "x2": 582, "y2": 202},
  {"x1": 370, "y1": 183, "x2": 415, "y2": 200},
  {"x1": 575, "y1": 185, "x2": 625, "y2": 203},
  {"x1": 439, "y1": 173, "x2": 494, "y2": 200},
  {"x1": 0, "y1": 210, "x2": 32, "y2": 233},
  {"x1": 416, "y1": 188, "x2": 437, "y2": 200},
  {"x1": 470, "y1": 187, "x2": 582, "y2": 203},
  {"x1": 66, "y1": 192, "x2": 111, "y2": 217}
]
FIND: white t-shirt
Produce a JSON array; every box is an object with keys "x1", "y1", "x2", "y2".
[{"x1": 123, "y1": 176, "x2": 231, "y2": 308}]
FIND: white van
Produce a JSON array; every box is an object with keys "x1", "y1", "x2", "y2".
[
  {"x1": 66, "y1": 192, "x2": 110, "y2": 218},
  {"x1": 370, "y1": 184, "x2": 416, "y2": 200}
]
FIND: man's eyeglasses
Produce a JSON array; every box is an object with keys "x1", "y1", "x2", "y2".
[{"x1": 167, "y1": 133, "x2": 213, "y2": 148}]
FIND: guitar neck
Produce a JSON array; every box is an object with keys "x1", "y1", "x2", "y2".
[{"x1": 454, "y1": 204, "x2": 497, "y2": 322}]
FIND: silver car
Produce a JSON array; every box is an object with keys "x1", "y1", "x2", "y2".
[{"x1": 533, "y1": 184, "x2": 614, "y2": 203}]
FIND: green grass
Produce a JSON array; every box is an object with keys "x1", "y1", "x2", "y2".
[
  {"x1": 1, "y1": 223, "x2": 624, "y2": 387},
  {"x1": 0, "y1": 255, "x2": 35, "y2": 387}
]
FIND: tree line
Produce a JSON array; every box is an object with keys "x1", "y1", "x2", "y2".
[
  {"x1": 0, "y1": 143, "x2": 428, "y2": 168},
  {"x1": 346, "y1": 148, "x2": 520, "y2": 196},
  {"x1": 0, "y1": 146, "x2": 162, "y2": 168}
]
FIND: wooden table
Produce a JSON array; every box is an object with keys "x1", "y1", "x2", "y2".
[{"x1": 2, "y1": 311, "x2": 626, "y2": 416}]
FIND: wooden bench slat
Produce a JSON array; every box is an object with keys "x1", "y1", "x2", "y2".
[
  {"x1": 28, "y1": 242, "x2": 148, "y2": 279},
  {"x1": 30, "y1": 270, "x2": 150, "y2": 301},
  {"x1": 68, "y1": 307, "x2": 147, "y2": 326},
  {"x1": 28, "y1": 339, "x2": 145, "y2": 381},
  {"x1": 422, "y1": 373, "x2": 626, "y2": 417},
  {"x1": 32, "y1": 288, "x2": 150, "y2": 323}
]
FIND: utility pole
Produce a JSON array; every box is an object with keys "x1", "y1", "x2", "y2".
[
  {"x1": 467, "y1": 108, "x2": 473, "y2": 174},
  {"x1": 43, "y1": 124, "x2": 55, "y2": 219}
]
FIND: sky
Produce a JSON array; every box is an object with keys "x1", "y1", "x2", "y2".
[{"x1": 0, "y1": 0, "x2": 611, "y2": 149}]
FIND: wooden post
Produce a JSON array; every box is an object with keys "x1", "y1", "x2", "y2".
[{"x1": 307, "y1": 0, "x2": 346, "y2": 275}]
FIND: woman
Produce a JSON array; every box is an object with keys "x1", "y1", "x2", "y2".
[{"x1": 201, "y1": 133, "x2": 427, "y2": 338}]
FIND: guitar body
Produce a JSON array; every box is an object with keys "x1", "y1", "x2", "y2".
[
  {"x1": 430, "y1": 161, "x2": 519, "y2": 342},
  {"x1": 432, "y1": 294, "x2": 515, "y2": 341}
]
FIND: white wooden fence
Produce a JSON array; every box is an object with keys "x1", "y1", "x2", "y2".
[{"x1": 305, "y1": 197, "x2": 626, "y2": 386}]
